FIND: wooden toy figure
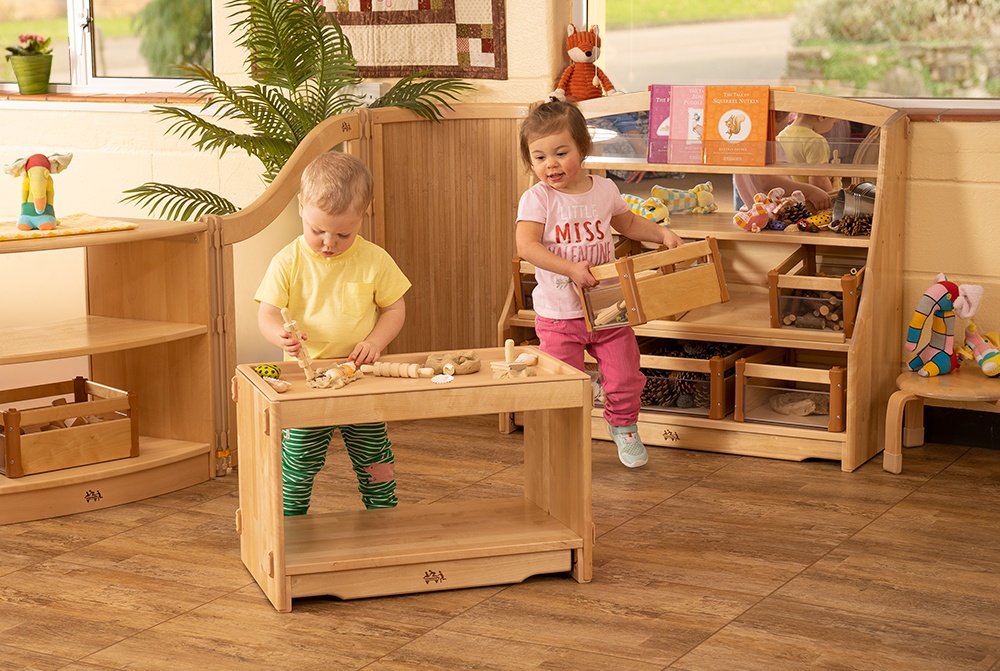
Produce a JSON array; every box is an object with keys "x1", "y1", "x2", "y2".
[{"x1": 4, "y1": 153, "x2": 73, "y2": 231}]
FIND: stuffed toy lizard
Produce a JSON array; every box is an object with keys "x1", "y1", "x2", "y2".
[
  {"x1": 549, "y1": 24, "x2": 618, "y2": 103},
  {"x1": 650, "y1": 181, "x2": 717, "y2": 214},
  {"x1": 905, "y1": 274, "x2": 983, "y2": 377},
  {"x1": 957, "y1": 321, "x2": 1000, "y2": 377},
  {"x1": 622, "y1": 193, "x2": 670, "y2": 225}
]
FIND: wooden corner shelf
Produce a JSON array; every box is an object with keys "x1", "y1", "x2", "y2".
[{"x1": 1, "y1": 219, "x2": 220, "y2": 524}]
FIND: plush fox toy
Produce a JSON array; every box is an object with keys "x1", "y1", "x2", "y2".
[{"x1": 550, "y1": 24, "x2": 618, "y2": 103}]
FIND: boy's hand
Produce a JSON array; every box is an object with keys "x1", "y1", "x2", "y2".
[
  {"x1": 568, "y1": 260, "x2": 598, "y2": 289},
  {"x1": 660, "y1": 228, "x2": 684, "y2": 249},
  {"x1": 280, "y1": 329, "x2": 305, "y2": 356},
  {"x1": 350, "y1": 340, "x2": 382, "y2": 365}
]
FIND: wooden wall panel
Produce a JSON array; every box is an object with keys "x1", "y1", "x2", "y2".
[{"x1": 372, "y1": 107, "x2": 530, "y2": 353}]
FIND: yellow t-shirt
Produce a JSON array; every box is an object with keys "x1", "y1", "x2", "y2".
[
  {"x1": 255, "y1": 235, "x2": 411, "y2": 359},
  {"x1": 776, "y1": 124, "x2": 831, "y2": 184}
]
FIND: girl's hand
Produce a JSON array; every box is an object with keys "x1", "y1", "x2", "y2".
[
  {"x1": 660, "y1": 228, "x2": 684, "y2": 249},
  {"x1": 567, "y1": 261, "x2": 598, "y2": 288}
]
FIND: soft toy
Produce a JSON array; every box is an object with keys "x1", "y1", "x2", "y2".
[
  {"x1": 957, "y1": 322, "x2": 1000, "y2": 377},
  {"x1": 650, "y1": 181, "x2": 717, "y2": 214},
  {"x1": 732, "y1": 187, "x2": 808, "y2": 233},
  {"x1": 622, "y1": 193, "x2": 670, "y2": 225},
  {"x1": 905, "y1": 274, "x2": 983, "y2": 377},
  {"x1": 549, "y1": 24, "x2": 618, "y2": 103},
  {"x1": 4, "y1": 152, "x2": 73, "y2": 231}
]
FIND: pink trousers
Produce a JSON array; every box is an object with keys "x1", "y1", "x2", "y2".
[{"x1": 534, "y1": 316, "x2": 645, "y2": 427}]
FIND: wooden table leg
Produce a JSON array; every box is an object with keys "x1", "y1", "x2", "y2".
[{"x1": 883, "y1": 389, "x2": 919, "y2": 474}]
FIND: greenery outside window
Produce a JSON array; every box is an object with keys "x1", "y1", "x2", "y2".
[
  {"x1": 582, "y1": 0, "x2": 1000, "y2": 100},
  {"x1": 1, "y1": 0, "x2": 212, "y2": 94}
]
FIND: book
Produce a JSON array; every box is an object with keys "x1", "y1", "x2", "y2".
[
  {"x1": 702, "y1": 85, "x2": 770, "y2": 166},
  {"x1": 666, "y1": 85, "x2": 705, "y2": 165},
  {"x1": 647, "y1": 85, "x2": 671, "y2": 163}
]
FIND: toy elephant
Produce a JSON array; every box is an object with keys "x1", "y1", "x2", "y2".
[{"x1": 4, "y1": 152, "x2": 73, "y2": 230}]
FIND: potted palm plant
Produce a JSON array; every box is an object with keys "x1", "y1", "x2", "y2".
[
  {"x1": 124, "y1": 0, "x2": 474, "y2": 220},
  {"x1": 5, "y1": 34, "x2": 53, "y2": 95}
]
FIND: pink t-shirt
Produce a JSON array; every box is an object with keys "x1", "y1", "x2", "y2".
[{"x1": 517, "y1": 175, "x2": 629, "y2": 319}]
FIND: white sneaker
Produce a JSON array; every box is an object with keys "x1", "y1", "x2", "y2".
[{"x1": 608, "y1": 423, "x2": 648, "y2": 468}]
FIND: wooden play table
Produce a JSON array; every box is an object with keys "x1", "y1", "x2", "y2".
[{"x1": 233, "y1": 346, "x2": 593, "y2": 612}]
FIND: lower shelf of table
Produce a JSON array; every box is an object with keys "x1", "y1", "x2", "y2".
[
  {"x1": 280, "y1": 496, "x2": 585, "y2": 601},
  {"x1": 0, "y1": 436, "x2": 213, "y2": 524}
]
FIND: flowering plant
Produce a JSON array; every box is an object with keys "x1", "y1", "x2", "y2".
[{"x1": 5, "y1": 34, "x2": 52, "y2": 61}]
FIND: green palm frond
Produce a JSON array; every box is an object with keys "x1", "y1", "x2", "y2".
[
  {"x1": 371, "y1": 70, "x2": 476, "y2": 122},
  {"x1": 121, "y1": 183, "x2": 238, "y2": 220},
  {"x1": 229, "y1": 0, "x2": 359, "y2": 94},
  {"x1": 151, "y1": 105, "x2": 297, "y2": 162},
  {"x1": 172, "y1": 64, "x2": 304, "y2": 143}
]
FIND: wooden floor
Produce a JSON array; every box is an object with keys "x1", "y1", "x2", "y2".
[{"x1": 3, "y1": 414, "x2": 1000, "y2": 670}]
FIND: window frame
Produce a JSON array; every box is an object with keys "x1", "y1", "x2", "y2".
[{"x1": 0, "y1": 0, "x2": 208, "y2": 96}]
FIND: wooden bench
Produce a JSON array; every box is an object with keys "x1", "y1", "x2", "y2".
[{"x1": 883, "y1": 367, "x2": 1000, "y2": 473}]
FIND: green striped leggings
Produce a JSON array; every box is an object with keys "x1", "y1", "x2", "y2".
[{"x1": 281, "y1": 421, "x2": 397, "y2": 516}]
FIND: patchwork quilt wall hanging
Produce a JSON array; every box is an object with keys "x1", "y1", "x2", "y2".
[{"x1": 329, "y1": 0, "x2": 507, "y2": 80}]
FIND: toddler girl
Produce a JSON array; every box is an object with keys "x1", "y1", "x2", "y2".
[{"x1": 515, "y1": 100, "x2": 683, "y2": 468}]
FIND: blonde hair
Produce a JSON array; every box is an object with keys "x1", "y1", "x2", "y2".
[
  {"x1": 519, "y1": 99, "x2": 592, "y2": 170},
  {"x1": 299, "y1": 151, "x2": 373, "y2": 215}
]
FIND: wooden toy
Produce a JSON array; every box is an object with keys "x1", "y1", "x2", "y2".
[
  {"x1": 491, "y1": 339, "x2": 539, "y2": 379},
  {"x1": 578, "y1": 237, "x2": 730, "y2": 331},
  {"x1": 360, "y1": 362, "x2": 435, "y2": 378},
  {"x1": 279, "y1": 307, "x2": 316, "y2": 381}
]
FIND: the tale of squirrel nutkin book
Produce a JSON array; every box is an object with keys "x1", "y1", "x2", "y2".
[{"x1": 702, "y1": 85, "x2": 770, "y2": 166}]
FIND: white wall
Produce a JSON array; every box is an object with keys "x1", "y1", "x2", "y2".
[{"x1": 0, "y1": 0, "x2": 573, "y2": 389}]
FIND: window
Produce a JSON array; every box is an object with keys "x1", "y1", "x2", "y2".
[
  {"x1": 583, "y1": 0, "x2": 999, "y2": 99},
  {"x1": 2, "y1": 0, "x2": 213, "y2": 94}
]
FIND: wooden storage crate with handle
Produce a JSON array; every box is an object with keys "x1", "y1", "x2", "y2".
[
  {"x1": 580, "y1": 237, "x2": 730, "y2": 331},
  {"x1": 767, "y1": 245, "x2": 865, "y2": 338},
  {"x1": 1, "y1": 377, "x2": 138, "y2": 478},
  {"x1": 734, "y1": 349, "x2": 846, "y2": 432}
]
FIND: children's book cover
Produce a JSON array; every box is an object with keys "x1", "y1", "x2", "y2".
[
  {"x1": 702, "y1": 85, "x2": 770, "y2": 166},
  {"x1": 666, "y1": 86, "x2": 705, "y2": 165},
  {"x1": 647, "y1": 85, "x2": 671, "y2": 164}
]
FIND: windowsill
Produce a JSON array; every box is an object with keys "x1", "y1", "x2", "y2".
[{"x1": 0, "y1": 91, "x2": 200, "y2": 104}]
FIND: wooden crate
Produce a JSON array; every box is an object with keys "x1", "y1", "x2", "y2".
[
  {"x1": 636, "y1": 340, "x2": 768, "y2": 419},
  {"x1": 580, "y1": 238, "x2": 730, "y2": 331},
  {"x1": 767, "y1": 245, "x2": 865, "y2": 338},
  {"x1": 0, "y1": 377, "x2": 138, "y2": 478},
  {"x1": 734, "y1": 348, "x2": 847, "y2": 432}
]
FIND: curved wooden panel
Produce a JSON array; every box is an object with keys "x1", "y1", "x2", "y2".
[{"x1": 217, "y1": 111, "x2": 365, "y2": 246}]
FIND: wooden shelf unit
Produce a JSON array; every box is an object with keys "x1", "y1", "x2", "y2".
[
  {"x1": 0, "y1": 220, "x2": 220, "y2": 524},
  {"x1": 499, "y1": 91, "x2": 908, "y2": 471}
]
